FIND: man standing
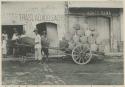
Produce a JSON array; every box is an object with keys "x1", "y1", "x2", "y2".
[
  {"x1": 41, "y1": 31, "x2": 49, "y2": 62},
  {"x1": 12, "y1": 29, "x2": 19, "y2": 57},
  {"x1": 34, "y1": 29, "x2": 42, "y2": 63}
]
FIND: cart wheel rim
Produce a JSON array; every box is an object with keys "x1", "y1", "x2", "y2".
[{"x1": 72, "y1": 44, "x2": 92, "y2": 65}]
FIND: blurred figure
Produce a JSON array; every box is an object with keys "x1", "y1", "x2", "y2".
[
  {"x1": 80, "y1": 32, "x2": 88, "y2": 44},
  {"x1": 90, "y1": 41, "x2": 98, "y2": 52},
  {"x1": 85, "y1": 28, "x2": 91, "y2": 43},
  {"x1": 85, "y1": 28, "x2": 91, "y2": 37},
  {"x1": 2, "y1": 31, "x2": 8, "y2": 41},
  {"x1": 12, "y1": 29, "x2": 19, "y2": 41},
  {"x1": 68, "y1": 40, "x2": 75, "y2": 50}
]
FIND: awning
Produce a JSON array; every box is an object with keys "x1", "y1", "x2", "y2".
[{"x1": 68, "y1": 1, "x2": 123, "y2": 9}]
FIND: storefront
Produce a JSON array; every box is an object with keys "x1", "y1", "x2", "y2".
[
  {"x1": 67, "y1": 1, "x2": 123, "y2": 53},
  {"x1": 2, "y1": 1, "x2": 67, "y2": 48},
  {"x1": 2, "y1": 1, "x2": 123, "y2": 55}
]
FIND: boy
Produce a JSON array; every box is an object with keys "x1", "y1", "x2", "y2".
[{"x1": 41, "y1": 31, "x2": 49, "y2": 62}]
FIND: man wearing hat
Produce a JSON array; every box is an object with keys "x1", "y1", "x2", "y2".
[{"x1": 34, "y1": 29, "x2": 42, "y2": 63}]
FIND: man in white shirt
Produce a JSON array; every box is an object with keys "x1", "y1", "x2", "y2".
[
  {"x1": 34, "y1": 29, "x2": 42, "y2": 63},
  {"x1": 2, "y1": 31, "x2": 8, "y2": 41},
  {"x1": 12, "y1": 30, "x2": 19, "y2": 57},
  {"x1": 12, "y1": 31, "x2": 19, "y2": 41},
  {"x1": 2, "y1": 31, "x2": 8, "y2": 58}
]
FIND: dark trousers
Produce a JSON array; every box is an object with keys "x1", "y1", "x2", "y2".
[{"x1": 41, "y1": 48, "x2": 49, "y2": 57}]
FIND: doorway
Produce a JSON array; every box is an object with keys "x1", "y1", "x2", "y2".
[
  {"x1": 36, "y1": 22, "x2": 59, "y2": 48},
  {"x1": 2, "y1": 25, "x2": 23, "y2": 55},
  {"x1": 87, "y1": 16, "x2": 110, "y2": 52},
  {"x1": 2, "y1": 25, "x2": 23, "y2": 39}
]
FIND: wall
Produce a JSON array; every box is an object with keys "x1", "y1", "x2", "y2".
[
  {"x1": 2, "y1": 2, "x2": 66, "y2": 40},
  {"x1": 68, "y1": 8, "x2": 123, "y2": 52},
  {"x1": 110, "y1": 9, "x2": 123, "y2": 52}
]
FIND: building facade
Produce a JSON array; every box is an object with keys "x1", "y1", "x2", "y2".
[
  {"x1": 1, "y1": 1, "x2": 123, "y2": 54},
  {"x1": 2, "y1": 1, "x2": 67, "y2": 48},
  {"x1": 67, "y1": 1, "x2": 123, "y2": 53}
]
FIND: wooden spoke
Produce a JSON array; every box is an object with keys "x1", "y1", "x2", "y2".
[
  {"x1": 73, "y1": 51, "x2": 79, "y2": 54},
  {"x1": 84, "y1": 53, "x2": 91, "y2": 60},
  {"x1": 74, "y1": 48, "x2": 80, "y2": 53},
  {"x1": 72, "y1": 44, "x2": 92, "y2": 65},
  {"x1": 78, "y1": 57, "x2": 81, "y2": 63},
  {"x1": 81, "y1": 56, "x2": 84, "y2": 63},
  {"x1": 76, "y1": 55, "x2": 81, "y2": 61}
]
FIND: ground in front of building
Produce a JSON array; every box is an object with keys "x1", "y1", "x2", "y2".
[{"x1": 2, "y1": 56, "x2": 124, "y2": 85}]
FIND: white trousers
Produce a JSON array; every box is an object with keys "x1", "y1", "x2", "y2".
[{"x1": 35, "y1": 48, "x2": 42, "y2": 60}]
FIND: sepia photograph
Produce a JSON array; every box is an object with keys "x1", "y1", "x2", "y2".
[{"x1": 1, "y1": 0, "x2": 124, "y2": 85}]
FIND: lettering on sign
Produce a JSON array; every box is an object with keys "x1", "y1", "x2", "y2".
[
  {"x1": 7, "y1": 13, "x2": 63, "y2": 21},
  {"x1": 19, "y1": 14, "x2": 61, "y2": 21}
]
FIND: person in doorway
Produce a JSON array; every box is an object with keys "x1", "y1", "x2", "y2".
[
  {"x1": 12, "y1": 29, "x2": 19, "y2": 41},
  {"x1": 41, "y1": 31, "x2": 49, "y2": 63},
  {"x1": 2, "y1": 31, "x2": 8, "y2": 41},
  {"x1": 34, "y1": 29, "x2": 42, "y2": 63},
  {"x1": 2, "y1": 32, "x2": 8, "y2": 58}
]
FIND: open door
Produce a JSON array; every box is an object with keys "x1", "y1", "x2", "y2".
[
  {"x1": 2, "y1": 25, "x2": 23, "y2": 39},
  {"x1": 2, "y1": 25, "x2": 23, "y2": 55},
  {"x1": 36, "y1": 22, "x2": 59, "y2": 54}
]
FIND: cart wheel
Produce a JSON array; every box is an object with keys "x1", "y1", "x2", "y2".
[{"x1": 72, "y1": 44, "x2": 92, "y2": 65}]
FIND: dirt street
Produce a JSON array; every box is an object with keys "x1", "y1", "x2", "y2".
[{"x1": 2, "y1": 56, "x2": 124, "y2": 85}]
